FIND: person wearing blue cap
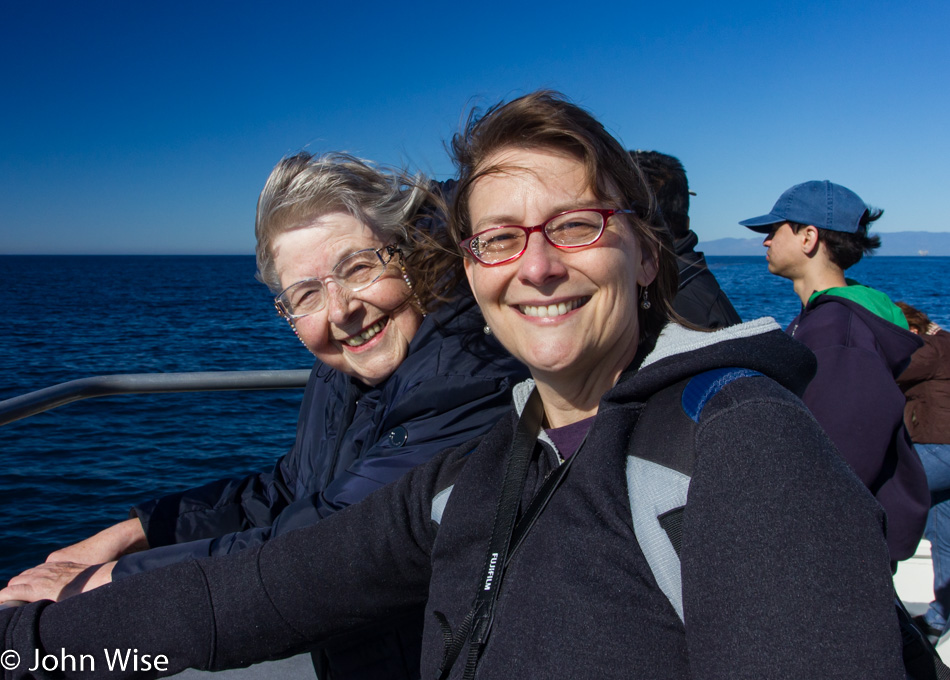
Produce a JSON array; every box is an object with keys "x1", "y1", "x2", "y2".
[{"x1": 740, "y1": 180, "x2": 929, "y2": 566}]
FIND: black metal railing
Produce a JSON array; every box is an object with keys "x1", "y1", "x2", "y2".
[{"x1": 0, "y1": 370, "x2": 311, "y2": 427}]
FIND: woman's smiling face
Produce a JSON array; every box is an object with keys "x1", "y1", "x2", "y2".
[
  {"x1": 463, "y1": 147, "x2": 656, "y2": 395},
  {"x1": 273, "y1": 212, "x2": 423, "y2": 386}
]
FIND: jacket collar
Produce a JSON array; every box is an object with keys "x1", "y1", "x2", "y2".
[{"x1": 512, "y1": 317, "x2": 813, "y2": 418}]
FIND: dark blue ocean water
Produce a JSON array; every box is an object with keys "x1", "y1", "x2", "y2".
[
  {"x1": 0, "y1": 254, "x2": 947, "y2": 583},
  {"x1": 0, "y1": 256, "x2": 313, "y2": 582}
]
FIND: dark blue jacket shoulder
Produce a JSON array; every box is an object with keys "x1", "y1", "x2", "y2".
[{"x1": 788, "y1": 294, "x2": 928, "y2": 562}]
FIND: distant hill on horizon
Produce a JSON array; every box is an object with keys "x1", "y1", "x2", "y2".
[{"x1": 699, "y1": 231, "x2": 950, "y2": 257}]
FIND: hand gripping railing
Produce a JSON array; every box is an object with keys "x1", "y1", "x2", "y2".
[{"x1": 0, "y1": 370, "x2": 312, "y2": 427}]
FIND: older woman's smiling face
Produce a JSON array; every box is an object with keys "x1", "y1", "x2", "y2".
[
  {"x1": 273, "y1": 212, "x2": 423, "y2": 386},
  {"x1": 463, "y1": 147, "x2": 656, "y2": 406}
]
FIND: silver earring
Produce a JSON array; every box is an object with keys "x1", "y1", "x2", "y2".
[
  {"x1": 484, "y1": 325, "x2": 492, "y2": 335},
  {"x1": 640, "y1": 288, "x2": 651, "y2": 310}
]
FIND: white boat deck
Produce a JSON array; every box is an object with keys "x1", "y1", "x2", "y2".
[
  {"x1": 894, "y1": 539, "x2": 949, "y2": 661},
  {"x1": 169, "y1": 654, "x2": 315, "y2": 679}
]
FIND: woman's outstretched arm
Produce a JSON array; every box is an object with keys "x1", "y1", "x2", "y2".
[{"x1": 0, "y1": 443, "x2": 462, "y2": 679}]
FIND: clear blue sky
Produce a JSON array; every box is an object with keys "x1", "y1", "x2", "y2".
[{"x1": 2, "y1": 0, "x2": 947, "y2": 254}]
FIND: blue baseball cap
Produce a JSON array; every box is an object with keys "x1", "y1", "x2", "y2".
[{"x1": 739, "y1": 180, "x2": 869, "y2": 234}]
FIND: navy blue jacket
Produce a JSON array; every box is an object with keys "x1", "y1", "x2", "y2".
[
  {"x1": 112, "y1": 291, "x2": 527, "y2": 678},
  {"x1": 788, "y1": 293, "x2": 928, "y2": 562}
]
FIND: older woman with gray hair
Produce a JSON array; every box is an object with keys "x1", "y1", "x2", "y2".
[{"x1": 1, "y1": 152, "x2": 526, "y2": 679}]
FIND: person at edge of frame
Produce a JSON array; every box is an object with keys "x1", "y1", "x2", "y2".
[
  {"x1": 630, "y1": 150, "x2": 741, "y2": 329},
  {"x1": 896, "y1": 301, "x2": 950, "y2": 645}
]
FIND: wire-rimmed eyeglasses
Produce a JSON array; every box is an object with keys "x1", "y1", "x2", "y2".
[
  {"x1": 458, "y1": 208, "x2": 634, "y2": 266},
  {"x1": 275, "y1": 244, "x2": 401, "y2": 320}
]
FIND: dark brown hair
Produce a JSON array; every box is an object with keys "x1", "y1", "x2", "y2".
[
  {"x1": 788, "y1": 208, "x2": 883, "y2": 270},
  {"x1": 896, "y1": 301, "x2": 931, "y2": 334},
  {"x1": 630, "y1": 150, "x2": 690, "y2": 240}
]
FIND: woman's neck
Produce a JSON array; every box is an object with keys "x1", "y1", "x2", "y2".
[{"x1": 532, "y1": 367, "x2": 620, "y2": 429}]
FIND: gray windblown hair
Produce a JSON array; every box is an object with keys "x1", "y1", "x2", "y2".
[{"x1": 255, "y1": 151, "x2": 427, "y2": 293}]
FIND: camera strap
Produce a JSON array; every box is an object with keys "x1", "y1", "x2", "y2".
[{"x1": 436, "y1": 387, "x2": 567, "y2": 680}]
